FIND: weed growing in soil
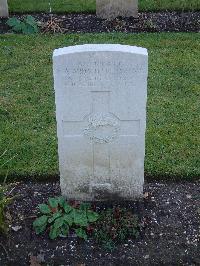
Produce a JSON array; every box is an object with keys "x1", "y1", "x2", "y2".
[
  {"x1": 33, "y1": 197, "x2": 141, "y2": 249},
  {"x1": 7, "y1": 15, "x2": 39, "y2": 34},
  {"x1": 0, "y1": 184, "x2": 13, "y2": 234},
  {"x1": 0, "y1": 150, "x2": 14, "y2": 234},
  {"x1": 33, "y1": 197, "x2": 99, "y2": 240},
  {"x1": 93, "y1": 207, "x2": 140, "y2": 250}
]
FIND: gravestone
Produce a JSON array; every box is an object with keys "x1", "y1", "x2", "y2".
[
  {"x1": 96, "y1": 0, "x2": 138, "y2": 20},
  {"x1": 0, "y1": 0, "x2": 8, "y2": 17},
  {"x1": 53, "y1": 44, "x2": 148, "y2": 201}
]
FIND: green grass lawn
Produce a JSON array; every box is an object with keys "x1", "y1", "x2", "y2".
[
  {"x1": 0, "y1": 33, "x2": 199, "y2": 181},
  {"x1": 8, "y1": 0, "x2": 200, "y2": 13}
]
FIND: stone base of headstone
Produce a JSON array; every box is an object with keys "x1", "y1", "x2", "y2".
[
  {"x1": 0, "y1": 0, "x2": 9, "y2": 17},
  {"x1": 96, "y1": 0, "x2": 138, "y2": 20}
]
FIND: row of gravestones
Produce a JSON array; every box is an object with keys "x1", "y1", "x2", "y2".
[{"x1": 0, "y1": 0, "x2": 138, "y2": 19}]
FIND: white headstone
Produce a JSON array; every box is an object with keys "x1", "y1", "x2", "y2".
[
  {"x1": 0, "y1": 0, "x2": 8, "y2": 17},
  {"x1": 96, "y1": 0, "x2": 138, "y2": 20},
  {"x1": 53, "y1": 44, "x2": 148, "y2": 201}
]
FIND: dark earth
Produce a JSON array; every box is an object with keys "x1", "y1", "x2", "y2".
[
  {"x1": 0, "y1": 11, "x2": 200, "y2": 34},
  {"x1": 0, "y1": 181, "x2": 199, "y2": 265}
]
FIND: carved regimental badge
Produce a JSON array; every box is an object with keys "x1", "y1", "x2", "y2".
[{"x1": 84, "y1": 112, "x2": 120, "y2": 144}]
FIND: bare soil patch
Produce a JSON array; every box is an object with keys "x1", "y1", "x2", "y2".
[{"x1": 0, "y1": 12, "x2": 200, "y2": 34}]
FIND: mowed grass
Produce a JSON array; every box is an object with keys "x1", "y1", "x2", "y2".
[
  {"x1": 0, "y1": 33, "x2": 199, "y2": 181},
  {"x1": 8, "y1": 0, "x2": 200, "y2": 13}
]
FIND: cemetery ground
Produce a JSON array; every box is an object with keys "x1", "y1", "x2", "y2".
[
  {"x1": 0, "y1": 1, "x2": 200, "y2": 264},
  {"x1": 0, "y1": 181, "x2": 199, "y2": 265},
  {"x1": 0, "y1": 32, "x2": 199, "y2": 265},
  {"x1": 1, "y1": 11, "x2": 200, "y2": 34}
]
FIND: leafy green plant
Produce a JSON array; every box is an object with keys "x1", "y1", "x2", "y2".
[
  {"x1": 6, "y1": 15, "x2": 39, "y2": 34},
  {"x1": 33, "y1": 197, "x2": 99, "y2": 240},
  {"x1": 93, "y1": 207, "x2": 140, "y2": 250}
]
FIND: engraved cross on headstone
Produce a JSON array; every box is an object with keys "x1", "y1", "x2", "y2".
[{"x1": 62, "y1": 90, "x2": 140, "y2": 183}]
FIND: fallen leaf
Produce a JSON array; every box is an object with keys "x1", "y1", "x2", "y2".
[
  {"x1": 143, "y1": 192, "x2": 151, "y2": 199},
  {"x1": 29, "y1": 255, "x2": 41, "y2": 266}
]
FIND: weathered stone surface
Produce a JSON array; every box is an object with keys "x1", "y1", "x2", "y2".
[
  {"x1": 53, "y1": 44, "x2": 148, "y2": 201},
  {"x1": 96, "y1": 0, "x2": 138, "y2": 20},
  {"x1": 0, "y1": 0, "x2": 8, "y2": 17}
]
